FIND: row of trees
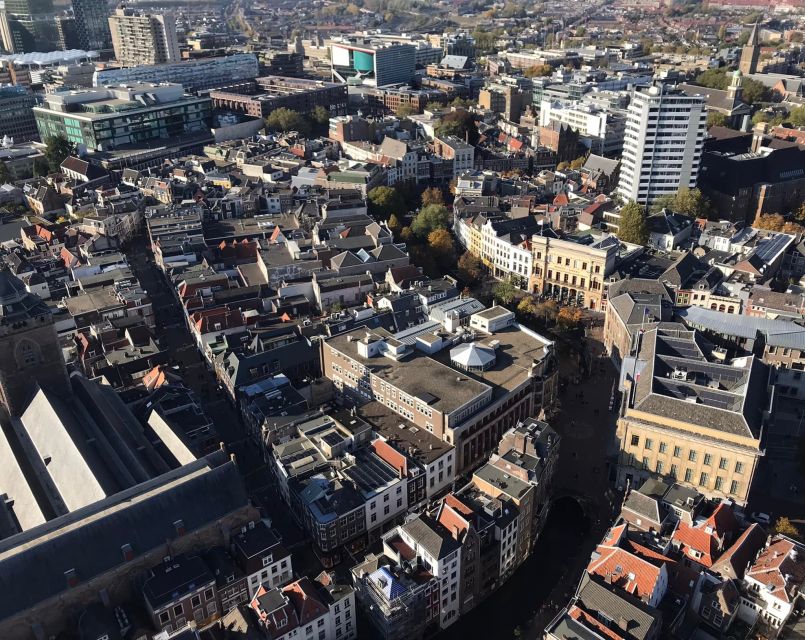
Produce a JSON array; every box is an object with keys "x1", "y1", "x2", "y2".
[
  {"x1": 265, "y1": 106, "x2": 330, "y2": 137},
  {"x1": 695, "y1": 68, "x2": 769, "y2": 105},
  {"x1": 384, "y1": 186, "x2": 456, "y2": 278}
]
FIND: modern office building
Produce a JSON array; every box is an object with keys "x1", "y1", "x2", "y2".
[
  {"x1": 33, "y1": 83, "x2": 211, "y2": 151},
  {"x1": 0, "y1": 85, "x2": 39, "y2": 142},
  {"x1": 0, "y1": 0, "x2": 58, "y2": 53},
  {"x1": 108, "y1": 8, "x2": 180, "y2": 67},
  {"x1": 54, "y1": 15, "x2": 79, "y2": 50},
  {"x1": 210, "y1": 75, "x2": 348, "y2": 118},
  {"x1": 94, "y1": 54, "x2": 259, "y2": 93},
  {"x1": 72, "y1": 0, "x2": 111, "y2": 51},
  {"x1": 617, "y1": 85, "x2": 706, "y2": 206},
  {"x1": 330, "y1": 40, "x2": 416, "y2": 87}
]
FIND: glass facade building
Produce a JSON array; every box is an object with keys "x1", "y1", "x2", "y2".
[{"x1": 33, "y1": 83, "x2": 211, "y2": 151}]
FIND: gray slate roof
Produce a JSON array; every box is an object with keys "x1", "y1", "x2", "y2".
[
  {"x1": 678, "y1": 305, "x2": 805, "y2": 350},
  {"x1": 0, "y1": 453, "x2": 248, "y2": 622}
]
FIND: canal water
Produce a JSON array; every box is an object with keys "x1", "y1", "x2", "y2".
[{"x1": 437, "y1": 497, "x2": 590, "y2": 640}]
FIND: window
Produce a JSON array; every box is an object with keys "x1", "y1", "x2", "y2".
[
  {"x1": 730, "y1": 480, "x2": 740, "y2": 495},
  {"x1": 719, "y1": 457, "x2": 728, "y2": 470},
  {"x1": 699, "y1": 472, "x2": 709, "y2": 487},
  {"x1": 670, "y1": 464, "x2": 678, "y2": 479},
  {"x1": 191, "y1": 595, "x2": 201, "y2": 608},
  {"x1": 173, "y1": 604, "x2": 183, "y2": 617},
  {"x1": 159, "y1": 611, "x2": 170, "y2": 624},
  {"x1": 715, "y1": 476, "x2": 724, "y2": 491},
  {"x1": 735, "y1": 461, "x2": 744, "y2": 474},
  {"x1": 659, "y1": 442, "x2": 667, "y2": 454},
  {"x1": 262, "y1": 556, "x2": 271, "y2": 567},
  {"x1": 684, "y1": 468, "x2": 693, "y2": 483},
  {"x1": 703, "y1": 453, "x2": 712, "y2": 466},
  {"x1": 656, "y1": 461, "x2": 664, "y2": 474},
  {"x1": 631, "y1": 435, "x2": 639, "y2": 447},
  {"x1": 688, "y1": 450, "x2": 697, "y2": 462},
  {"x1": 642, "y1": 456, "x2": 649, "y2": 469},
  {"x1": 644, "y1": 438, "x2": 653, "y2": 450},
  {"x1": 318, "y1": 619, "x2": 325, "y2": 627},
  {"x1": 673, "y1": 446, "x2": 681, "y2": 457}
]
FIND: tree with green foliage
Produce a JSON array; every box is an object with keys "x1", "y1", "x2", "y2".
[
  {"x1": 396, "y1": 103, "x2": 416, "y2": 118},
  {"x1": 367, "y1": 186, "x2": 406, "y2": 221},
  {"x1": 411, "y1": 204, "x2": 450, "y2": 237},
  {"x1": 33, "y1": 157, "x2": 50, "y2": 177},
  {"x1": 425, "y1": 101, "x2": 445, "y2": 111},
  {"x1": 616, "y1": 201, "x2": 649, "y2": 245},
  {"x1": 421, "y1": 187, "x2": 444, "y2": 207},
  {"x1": 773, "y1": 516, "x2": 800, "y2": 540},
  {"x1": 493, "y1": 277, "x2": 517, "y2": 306},
  {"x1": 435, "y1": 110, "x2": 479, "y2": 145},
  {"x1": 44, "y1": 135, "x2": 76, "y2": 173},
  {"x1": 707, "y1": 111, "x2": 727, "y2": 128},
  {"x1": 265, "y1": 108, "x2": 311, "y2": 135},
  {"x1": 0, "y1": 161, "x2": 12, "y2": 184},
  {"x1": 310, "y1": 105, "x2": 330, "y2": 128},
  {"x1": 458, "y1": 252, "x2": 483, "y2": 286},
  {"x1": 694, "y1": 69, "x2": 769, "y2": 105},
  {"x1": 650, "y1": 188, "x2": 710, "y2": 217}
]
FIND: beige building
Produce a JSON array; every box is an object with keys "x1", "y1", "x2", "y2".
[
  {"x1": 615, "y1": 326, "x2": 769, "y2": 506},
  {"x1": 109, "y1": 8, "x2": 180, "y2": 67},
  {"x1": 530, "y1": 234, "x2": 620, "y2": 310},
  {"x1": 320, "y1": 307, "x2": 558, "y2": 473},
  {"x1": 603, "y1": 279, "x2": 674, "y2": 366}
]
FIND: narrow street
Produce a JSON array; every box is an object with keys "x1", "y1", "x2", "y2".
[{"x1": 127, "y1": 237, "x2": 620, "y2": 632}]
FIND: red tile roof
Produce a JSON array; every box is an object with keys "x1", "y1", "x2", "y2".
[
  {"x1": 747, "y1": 536, "x2": 805, "y2": 603},
  {"x1": 588, "y1": 546, "x2": 662, "y2": 601},
  {"x1": 568, "y1": 605, "x2": 626, "y2": 640},
  {"x1": 371, "y1": 439, "x2": 407, "y2": 477},
  {"x1": 672, "y1": 502, "x2": 738, "y2": 568}
]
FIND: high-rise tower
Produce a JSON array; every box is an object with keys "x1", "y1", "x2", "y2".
[{"x1": 617, "y1": 84, "x2": 707, "y2": 207}]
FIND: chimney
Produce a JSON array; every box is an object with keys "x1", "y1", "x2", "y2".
[
  {"x1": 121, "y1": 543, "x2": 134, "y2": 561},
  {"x1": 174, "y1": 519, "x2": 186, "y2": 537},
  {"x1": 618, "y1": 617, "x2": 629, "y2": 631}
]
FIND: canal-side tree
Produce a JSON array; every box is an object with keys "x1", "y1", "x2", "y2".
[{"x1": 616, "y1": 201, "x2": 649, "y2": 245}]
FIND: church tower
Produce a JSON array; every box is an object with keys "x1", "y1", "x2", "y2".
[
  {"x1": 727, "y1": 69, "x2": 744, "y2": 104},
  {"x1": 0, "y1": 267, "x2": 70, "y2": 416},
  {"x1": 739, "y1": 21, "x2": 760, "y2": 76}
]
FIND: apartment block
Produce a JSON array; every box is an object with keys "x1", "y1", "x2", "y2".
[
  {"x1": 108, "y1": 8, "x2": 180, "y2": 67},
  {"x1": 617, "y1": 85, "x2": 706, "y2": 206},
  {"x1": 615, "y1": 326, "x2": 769, "y2": 505}
]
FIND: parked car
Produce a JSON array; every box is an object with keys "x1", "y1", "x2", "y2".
[{"x1": 751, "y1": 512, "x2": 771, "y2": 525}]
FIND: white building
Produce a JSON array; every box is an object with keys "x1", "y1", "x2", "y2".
[
  {"x1": 539, "y1": 98, "x2": 627, "y2": 155},
  {"x1": 617, "y1": 85, "x2": 706, "y2": 206},
  {"x1": 397, "y1": 516, "x2": 462, "y2": 628},
  {"x1": 740, "y1": 535, "x2": 805, "y2": 632}
]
